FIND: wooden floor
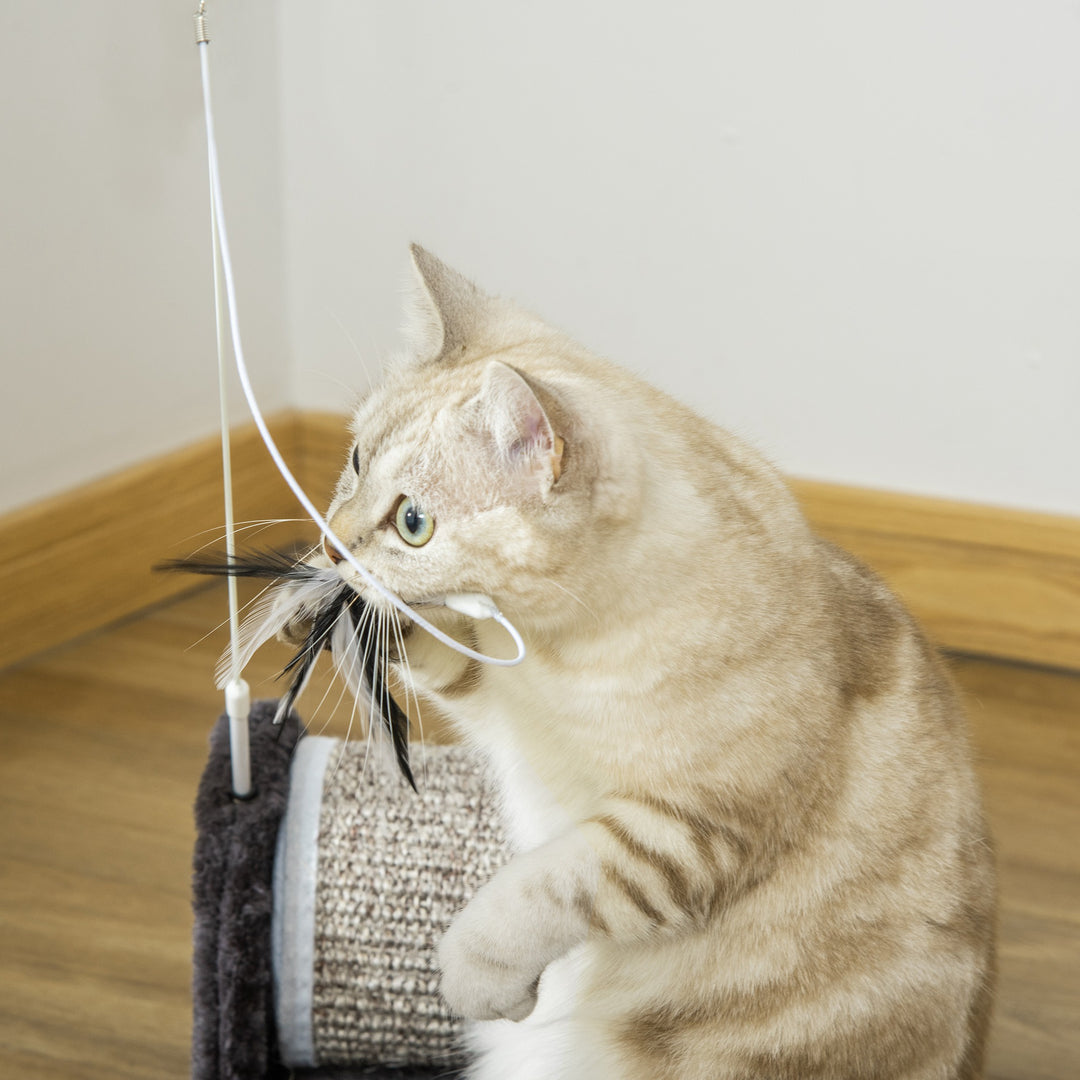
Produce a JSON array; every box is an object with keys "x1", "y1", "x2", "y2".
[{"x1": 0, "y1": 585, "x2": 1077, "y2": 1079}]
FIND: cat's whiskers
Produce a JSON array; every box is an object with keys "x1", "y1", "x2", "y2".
[
  {"x1": 327, "y1": 305, "x2": 377, "y2": 393},
  {"x1": 351, "y1": 603, "x2": 383, "y2": 786},
  {"x1": 184, "y1": 584, "x2": 278, "y2": 657},
  {"x1": 367, "y1": 608, "x2": 392, "y2": 780},
  {"x1": 181, "y1": 518, "x2": 312, "y2": 557},
  {"x1": 540, "y1": 577, "x2": 600, "y2": 623},
  {"x1": 389, "y1": 606, "x2": 426, "y2": 787},
  {"x1": 355, "y1": 600, "x2": 378, "y2": 744},
  {"x1": 381, "y1": 609, "x2": 392, "y2": 747},
  {"x1": 389, "y1": 607, "x2": 417, "y2": 709},
  {"x1": 177, "y1": 517, "x2": 309, "y2": 543},
  {"x1": 326, "y1": 603, "x2": 364, "y2": 786},
  {"x1": 343, "y1": 601, "x2": 376, "y2": 733},
  {"x1": 328, "y1": 682, "x2": 360, "y2": 787},
  {"x1": 305, "y1": 645, "x2": 355, "y2": 739},
  {"x1": 183, "y1": 572, "x2": 282, "y2": 656},
  {"x1": 378, "y1": 606, "x2": 413, "y2": 786}
]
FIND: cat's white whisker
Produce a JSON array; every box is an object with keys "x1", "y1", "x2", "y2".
[
  {"x1": 327, "y1": 607, "x2": 367, "y2": 786},
  {"x1": 369, "y1": 613, "x2": 390, "y2": 773},
  {"x1": 306, "y1": 645, "x2": 353, "y2": 738},
  {"x1": 221, "y1": 570, "x2": 345, "y2": 688},
  {"x1": 330, "y1": 604, "x2": 362, "y2": 700},
  {"x1": 381, "y1": 610, "x2": 391, "y2": 734},
  {"x1": 540, "y1": 577, "x2": 600, "y2": 623},
  {"x1": 176, "y1": 517, "x2": 310, "y2": 549},
  {"x1": 326, "y1": 305, "x2": 377, "y2": 391},
  {"x1": 347, "y1": 603, "x2": 379, "y2": 784},
  {"x1": 185, "y1": 575, "x2": 286, "y2": 656},
  {"x1": 389, "y1": 607, "x2": 426, "y2": 786}
]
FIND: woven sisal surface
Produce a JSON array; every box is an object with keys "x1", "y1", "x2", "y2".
[{"x1": 310, "y1": 744, "x2": 508, "y2": 1069}]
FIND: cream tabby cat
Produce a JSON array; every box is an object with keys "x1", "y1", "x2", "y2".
[{"x1": 311, "y1": 246, "x2": 997, "y2": 1079}]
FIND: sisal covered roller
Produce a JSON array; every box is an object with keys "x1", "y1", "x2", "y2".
[{"x1": 273, "y1": 730, "x2": 509, "y2": 1073}]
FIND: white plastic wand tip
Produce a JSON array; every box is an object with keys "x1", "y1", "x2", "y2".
[
  {"x1": 225, "y1": 677, "x2": 251, "y2": 720},
  {"x1": 225, "y1": 677, "x2": 253, "y2": 799},
  {"x1": 444, "y1": 593, "x2": 500, "y2": 620}
]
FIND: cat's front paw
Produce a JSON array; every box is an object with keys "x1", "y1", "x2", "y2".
[{"x1": 438, "y1": 910, "x2": 542, "y2": 1022}]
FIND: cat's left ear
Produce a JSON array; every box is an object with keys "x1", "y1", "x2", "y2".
[
  {"x1": 404, "y1": 244, "x2": 490, "y2": 362},
  {"x1": 477, "y1": 361, "x2": 565, "y2": 495}
]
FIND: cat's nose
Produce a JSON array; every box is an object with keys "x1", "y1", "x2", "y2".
[{"x1": 323, "y1": 535, "x2": 344, "y2": 565}]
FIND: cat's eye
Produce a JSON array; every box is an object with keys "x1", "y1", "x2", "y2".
[
  {"x1": 394, "y1": 496, "x2": 435, "y2": 547},
  {"x1": 351, "y1": 445, "x2": 360, "y2": 474}
]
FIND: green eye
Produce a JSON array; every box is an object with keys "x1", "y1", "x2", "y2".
[{"x1": 394, "y1": 496, "x2": 435, "y2": 547}]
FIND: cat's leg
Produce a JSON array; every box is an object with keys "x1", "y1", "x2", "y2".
[
  {"x1": 461, "y1": 949, "x2": 587, "y2": 1080},
  {"x1": 439, "y1": 804, "x2": 744, "y2": 1024},
  {"x1": 439, "y1": 827, "x2": 598, "y2": 1022}
]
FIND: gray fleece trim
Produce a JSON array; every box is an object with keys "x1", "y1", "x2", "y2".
[{"x1": 272, "y1": 735, "x2": 339, "y2": 1068}]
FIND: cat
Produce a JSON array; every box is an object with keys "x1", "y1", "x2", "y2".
[{"x1": 290, "y1": 245, "x2": 998, "y2": 1079}]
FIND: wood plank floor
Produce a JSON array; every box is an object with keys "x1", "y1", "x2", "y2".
[{"x1": 0, "y1": 585, "x2": 1077, "y2": 1079}]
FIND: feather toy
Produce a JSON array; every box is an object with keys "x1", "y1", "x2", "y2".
[{"x1": 160, "y1": 551, "x2": 416, "y2": 789}]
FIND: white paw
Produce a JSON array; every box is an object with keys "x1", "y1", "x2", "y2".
[{"x1": 438, "y1": 910, "x2": 543, "y2": 1022}]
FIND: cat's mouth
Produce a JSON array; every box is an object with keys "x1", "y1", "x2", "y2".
[{"x1": 332, "y1": 567, "x2": 447, "y2": 622}]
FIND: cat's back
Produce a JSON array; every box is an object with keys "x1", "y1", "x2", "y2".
[
  {"x1": 577, "y1": 538, "x2": 997, "y2": 1080},
  {"x1": 804, "y1": 538, "x2": 995, "y2": 950},
  {"x1": 814, "y1": 536, "x2": 985, "y2": 791}
]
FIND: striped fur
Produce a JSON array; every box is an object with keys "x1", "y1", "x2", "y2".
[{"x1": 312, "y1": 247, "x2": 997, "y2": 1079}]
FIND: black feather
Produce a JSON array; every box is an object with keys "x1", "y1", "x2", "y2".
[
  {"x1": 157, "y1": 549, "x2": 320, "y2": 582},
  {"x1": 159, "y1": 549, "x2": 416, "y2": 790}
]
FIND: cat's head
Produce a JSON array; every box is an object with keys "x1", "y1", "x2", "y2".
[{"x1": 317, "y1": 246, "x2": 640, "y2": 632}]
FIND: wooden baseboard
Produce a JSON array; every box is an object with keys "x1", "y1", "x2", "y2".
[
  {"x1": 0, "y1": 413, "x2": 306, "y2": 671},
  {"x1": 294, "y1": 410, "x2": 357, "y2": 500},
  {"x1": 3, "y1": 412, "x2": 1078, "y2": 672},
  {"x1": 790, "y1": 481, "x2": 1080, "y2": 672}
]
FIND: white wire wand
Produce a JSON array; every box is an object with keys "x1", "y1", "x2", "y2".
[
  {"x1": 193, "y1": 4, "x2": 526, "y2": 794},
  {"x1": 197, "y1": 4, "x2": 251, "y2": 797}
]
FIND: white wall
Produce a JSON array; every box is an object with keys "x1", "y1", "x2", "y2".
[
  {"x1": 0, "y1": 1, "x2": 291, "y2": 516},
  {"x1": 281, "y1": 2, "x2": 1079, "y2": 516},
  {"x1": 3, "y1": 3, "x2": 1077, "y2": 519}
]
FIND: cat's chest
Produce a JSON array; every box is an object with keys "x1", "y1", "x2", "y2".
[
  {"x1": 421, "y1": 615, "x2": 689, "y2": 843},
  {"x1": 481, "y1": 732, "x2": 577, "y2": 851},
  {"x1": 437, "y1": 644, "x2": 659, "y2": 821},
  {"x1": 456, "y1": 645, "x2": 639, "y2": 746},
  {"x1": 476, "y1": 613, "x2": 669, "y2": 716}
]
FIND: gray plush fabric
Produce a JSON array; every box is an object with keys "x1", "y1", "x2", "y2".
[{"x1": 192, "y1": 700, "x2": 300, "y2": 1080}]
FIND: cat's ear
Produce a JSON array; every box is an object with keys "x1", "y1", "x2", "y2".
[
  {"x1": 476, "y1": 361, "x2": 565, "y2": 494},
  {"x1": 404, "y1": 244, "x2": 489, "y2": 362}
]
